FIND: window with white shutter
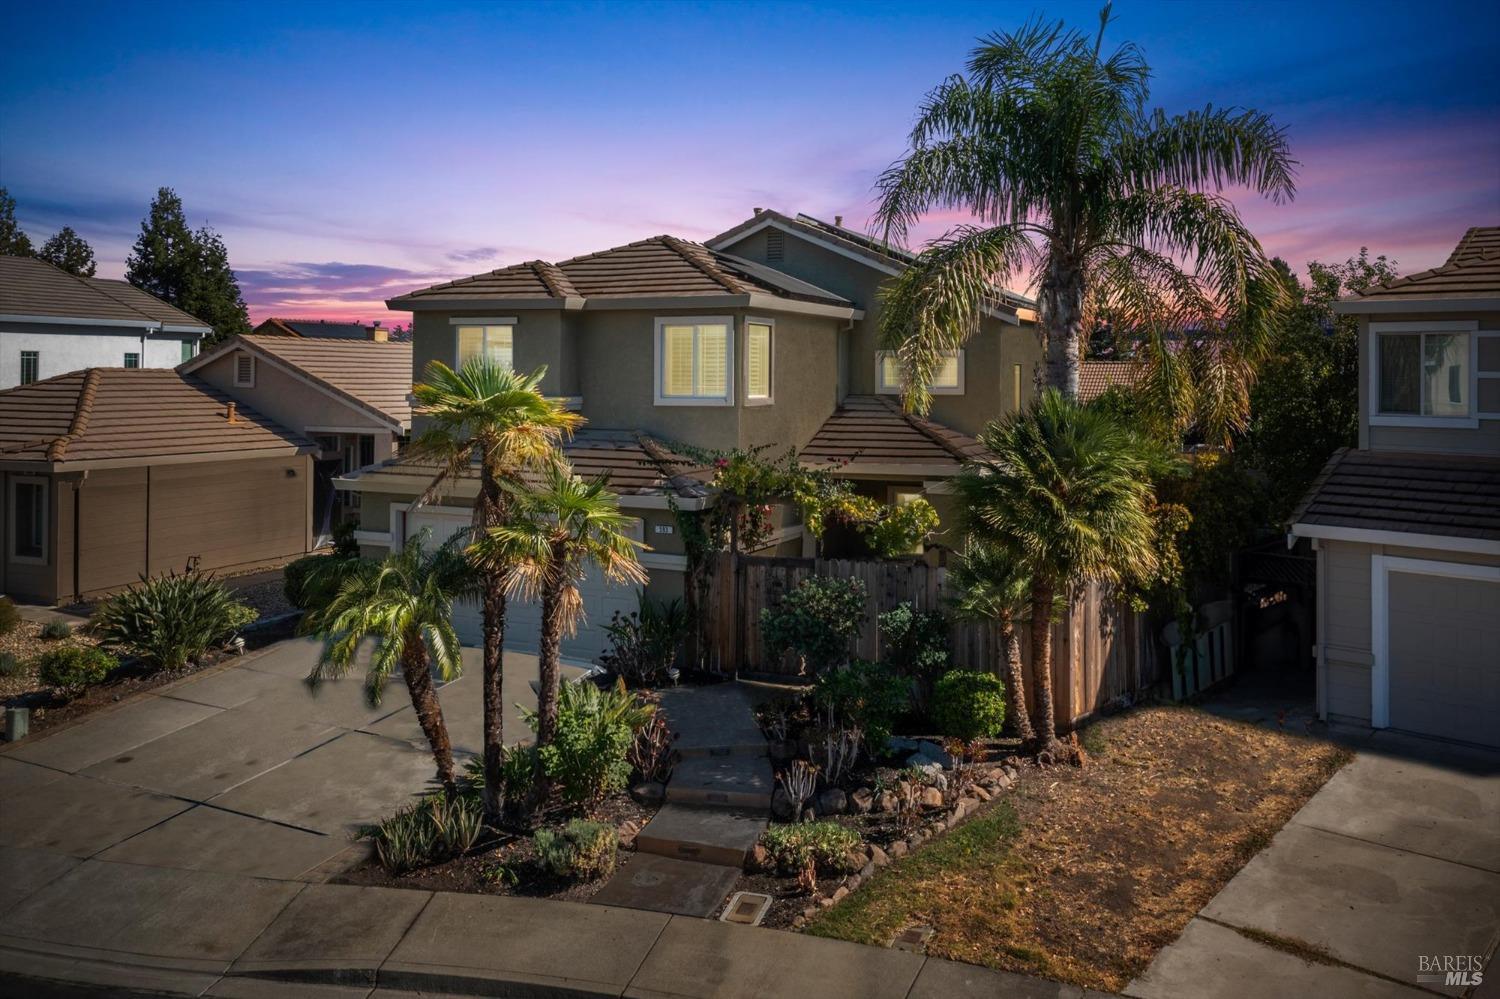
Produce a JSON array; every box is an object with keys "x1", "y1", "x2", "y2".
[
  {"x1": 746, "y1": 320, "x2": 772, "y2": 403},
  {"x1": 875, "y1": 350, "x2": 964, "y2": 395},
  {"x1": 655, "y1": 318, "x2": 733, "y2": 405}
]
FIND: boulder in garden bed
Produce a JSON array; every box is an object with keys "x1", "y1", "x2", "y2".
[
  {"x1": 631, "y1": 781, "x2": 666, "y2": 805},
  {"x1": 850, "y1": 787, "x2": 874, "y2": 814},
  {"x1": 771, "y1": 788, "x2": 796, "y2": 821},
  {"x1": 816, "y1": 788, "x2": 847, "y2": 815}
]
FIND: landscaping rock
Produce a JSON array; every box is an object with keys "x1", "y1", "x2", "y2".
[
  {"x1": 831, "y1": 886, "x2": 849, "y2": 902},
  {"x1": 1004, "y1": 764, "x2": 1019, "y2": 780},
  {"x1": 816, "y1": 789, "x2": 847, "y2": 816},
  {"x1": 844, "y1": 874, "x2": 861, "y2": 892},
  {"x1": 908, "y1": 831, "x2": 927, "y2": 848},
  {"x1": 888, "y1": 840, "x2": 908, "y2": 859},
  {"x1": 843, "y1": 848, "x2": 866, "y2": 873},
  {"x1": 875, "y1": 790, "x2": 899, "y2": 814},
  {"x1": 867, "y1": 843, "x2": 888, "y2": 866},
  {"x1": 631, "y1": 781, "x2": 666, "y2": 805},
  {"x1": 859, "y1": 862, "x2": 875, "y2": 879},
  {"x1": 749, "y1": 843, "x2": 769, "y2": 872},
  {"x1": 849, "y1": 787, "x2": 874, "y2": 814},
  {"x1": 817, "y1": 895, "x2": 835, "y2": 908},
  {"x1": 617, "y1": 820, "x2": 640, "y2": 848},
  {"x1": 919, "y1": 786, "x2": 944, "y2": 809},
  {"x1": 908, "y1": 759, "x2": 948, "y2": 790},
  {"x1": 973, "y1": 785, "x2": 993, "y2": 801},
  {"x1": 770, "y1": 788, "x2": 796, "y2": 821},
  {"x1": 800, "y1": 806, "x2": 817, "y2": 824}
]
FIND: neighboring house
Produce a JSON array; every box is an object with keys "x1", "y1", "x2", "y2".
[
  {"x1": 0, "y1": 368, "x2": 314, "y2": 605},
  {"x1": 252, "y1": 317, "x2": 409, "y2": 342},
  {"x1": 338, "y1": 218, "x2": 1040, "y2": 660},
  {"x1": 0, "y1": 255, "x2": 211, "y2": 389},
  {"x1": 180, "y1": 333, "x2": 413, "y2": 541},
  {"x1": 1077, "y1": 359, "x2": 1145, "y2": 403},
  {"x1": 1290, "y1": 226, "x2": 1500, "y2": 748}
]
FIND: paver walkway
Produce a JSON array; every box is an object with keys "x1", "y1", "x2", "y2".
[
  {"x1": 1125, "y1": 729, "x2": 1500, "y2": 999},
  {"x1": 592, "y1": 682, "x2": 772, "y2": 918}
]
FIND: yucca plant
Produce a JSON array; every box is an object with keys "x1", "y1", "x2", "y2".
[{"x1": 92, "y1": 569, "x2": 258, "y2": 672}]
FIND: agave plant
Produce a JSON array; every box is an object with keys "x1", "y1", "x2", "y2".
[{"x1": 92, "y1": 569, "x2": 258, "y2": 672}]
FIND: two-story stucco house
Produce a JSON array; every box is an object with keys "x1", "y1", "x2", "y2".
[
  {"x1": 1, "y1": 255, "x2": 210, "y2": 389},
  {"x1": 338, "y1": 216, "x2": 1041, "y2": 661},
  {"x1": 1291, "y1": 226, "x2": 1500, "y2": 748}
]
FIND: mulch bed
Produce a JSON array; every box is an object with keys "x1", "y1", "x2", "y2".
[
  {"x1": 335, "y1": 794, "x2": 657, "y2": 901},
  {"x1": 802, "y1": 703, "x2": 1353, "y2": 992}
]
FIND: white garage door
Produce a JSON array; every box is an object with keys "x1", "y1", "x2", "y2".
[
  {"x1": 1386, "y1": 566, "x2": 1500, "y2": 748},
  {"x1": 403, "y1": 507, "x2": 644, "y2": 665}
]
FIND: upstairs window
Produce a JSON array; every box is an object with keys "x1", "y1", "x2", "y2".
[
  {"x1": 1377, "y1": 331, "x2": 1469, "y2": 417},
  {"x1": 656, "y1": 318, "x2": 732, "y2": 405},
  {"x1": 456, "y1": 324, "x2": 513, "y2": 369},
  {"x1": 181, "y1": 341, "x2": 195, "y2": 363},
  {"x1": 876, "y1": 350, "x2": 964, "y2": 395},
  {"x1": 123, "y1": 352, "x2": 140, "y2": 369},
  {"x1": 19, "y1": 351, "x2": 39, "y2": 385},
  {"x1": 746, "y1": 320, "x2": 773, "y2": 403}
]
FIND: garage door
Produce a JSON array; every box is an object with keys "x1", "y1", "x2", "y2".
[
  {"x1": 1387, "y1": 570, "x2": 1500, "y2": 748},
  {"x1": 403, "y1": 508, "x2": 644, "y2": 665}
]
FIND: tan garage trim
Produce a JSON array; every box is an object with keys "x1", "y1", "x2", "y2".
[{"x1": 1370, "y1": 554, "x2": 1500, "y2": 730}]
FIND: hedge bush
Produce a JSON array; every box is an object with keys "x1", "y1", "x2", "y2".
[
  {"x1": 760, "y1": 576, "x2": 866, "y2": 674},
  {"x1": 92, "y1": 570, "x2": 257, "y2": 672},
  {"x1": 932, "y1": 670, "x2": 1007, "y2": 742},
  {"x1": 534, "y1": 820, "x2": 617, "y2": 880},
  {"x1": 37, "y1": 646, "x2": 118, "y2": 695}
]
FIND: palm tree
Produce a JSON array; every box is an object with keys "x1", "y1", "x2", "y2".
[
  {"x1": 474, "y1": 462, "x2": 647, "y2": 746},
  {"x1": 948, "y1": 538, "x2": 1034, "y2": 744},
  {"x1": 957, "y1": 389, "x2": 1157, "y2": 754},
  {"x1": 303, "y1": 532, "x2": 475, "y2": 796},
  {"x1": 409, "y1": 360, "x2": 582, "y2": 815},
  {"x1": 873, "y1": 4, "x2": 1293, "y2": 443}
]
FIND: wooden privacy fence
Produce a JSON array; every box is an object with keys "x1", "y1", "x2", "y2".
[{"x1": 703, "y1": 552, "x2": 1162, "y2": 731}]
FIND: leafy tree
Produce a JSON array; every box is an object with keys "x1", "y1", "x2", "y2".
[
  {"x1": 948, "y1": 539, "x2": 1033, "y2": 743},
  {"x1": 125, "y1": 188, "x2": 251, "y2": 346},
  {"x1": 957, "y1": 390, "x2": 1158, "y2": 754},
  {"x1": 873, "y1": 6, "x2": 1293, "y2": 444},
  {"x1": 761, "y1": 575, "x2": 868, "y2": 675},
  {"x1": 475, "y1": 462, "x2": 646, "y2": 748},
  {"x1": 302, "y1": 532, "x2": 476, "y2": 797},
  {"x1": 38, "y1": 226, "x2": 97, "y2": 277},
  {"x1": 409, "y1": 361, "x2": 581, "y2": 817},
  {"x1": 0, "y1": 188, "x2": 34, "y2": 257}
]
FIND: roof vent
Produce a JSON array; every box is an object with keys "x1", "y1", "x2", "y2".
[
  {"x1": 766, "y1": 229, "x2": 784, "y2": 262},
  {"x1": 226, "y1": 401, "x2": 239, "y2": 423},
  {"x1": 835, "y1": 215, "x2": 844, "y2": 227}
]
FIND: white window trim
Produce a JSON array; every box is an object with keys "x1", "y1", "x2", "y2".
[
  {"x1": 1478, "y1": 331, "x2": 1500, "y2": 419},
  {"x1": 744, "y1": 317, "x2": 774, "y2": 406},
  {"x1": 1368, "y1": 320, "x2": 1479, "y2": 428},
  {"x1": 234, "y1": 352, "x2": 256, "y2": 388},
  {"x1": 123, "y1": 352, "x2": 140, "y2": 369},
  {"x1": 19, "y1": 350, "x2": 40, "y2": 385},
  {"x1": 1369, "y1": 554, "x2": 1500, "y2": 729},
  {"x1": 654, "y1": 316, "x2": 735, "y2": 407},
  {"x1": 8, "y1": 475, "x2": 48, "y2": 565},
  {"x1": 453, "y1": 322, "x2": 515, "y2": 370},
  {"x1": 876, "y1": 350, "x2": 965, "y2": 395}
]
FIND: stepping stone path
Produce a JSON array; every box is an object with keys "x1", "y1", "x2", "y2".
[{"x1": 592, "y1": 683, "x2": 771, "y2": 919}]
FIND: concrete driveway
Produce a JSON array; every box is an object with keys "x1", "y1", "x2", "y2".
[
  {"x1": 0, "y1": 637, "x2": 559, "y2": 890},
  {"x1": 1127, "y1": 730, "x2": 1500, "y2": 998}
]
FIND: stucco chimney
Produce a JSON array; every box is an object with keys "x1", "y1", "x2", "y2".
[
  {"x1": 753, "y1": 207, "x2": 763, "y2": 216},
  {"x1": 369, "y1": 322, "x2": 389, "y2": 343},
  {"x1": 226, "y1": 401, "x2": 238, "y2": 423},
  {"x1": 835, "y1": 215, "x2": 844, "y2": 227}
]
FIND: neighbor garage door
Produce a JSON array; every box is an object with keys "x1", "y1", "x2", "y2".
[
  {"x1": 404, "y1": 507, "x2": 644, "y2": 664},
  {"x1": 1387, "y1": 568, "x2": 1500, "y2": 748}
]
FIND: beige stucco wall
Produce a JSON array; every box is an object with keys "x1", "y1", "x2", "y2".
[
  {"x1": 1356, "y1": 312, "x2": 1500, "y2": 455},
  {"x1": 1317, "y1": 537, "x2": 1500, "y2": 725}
]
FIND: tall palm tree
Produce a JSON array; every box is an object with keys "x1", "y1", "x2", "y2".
[
  {"x1": 957, "y1": 389, "x2": 1157, "y2": 754},
  {"x1": 873, "y1": 4, "x2": 1294, "y2": 443},
  {"x1": 948, "y1": 538, "x2": 1034, "y2": 744},
  {"x1": 409, "y1": 360, "x2": 582, "y2": 815},
  {"x1": 474, "y1": 462, "x2": 647, "y2": 746},
  {"x1": 303, "y1": 532, "x2": 475, "y2": 796}
]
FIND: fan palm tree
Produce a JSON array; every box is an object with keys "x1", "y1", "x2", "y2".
[
  {"x1": 873, "y1": 4, "x2": 1294, "y2": 443},
  {"x1": 409, "y1": 360, "x2": 582, "y2": 815},
  {"x1": 474, "y1": 462, "x2": 647, "y2": 746},
  {"x1": 302, "y1": 531, "x2": 475, "y2": 796},
  {"x1": 948, "y1": 538, "x2": 1034, "y2": 744},
  {"x1": 957, "y1": 389, "x2": 1157, "y2": 754}
]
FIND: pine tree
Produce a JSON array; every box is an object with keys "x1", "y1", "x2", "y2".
[
  {"x1": 125, "y1": 188, "x2": 251, "y2": 347},
  {"x1": 0, "y1": 188, "x2": 35, "y2": 257},
  {"x1": 38, "y1": 227, "x2": 97, "y2": 277}
]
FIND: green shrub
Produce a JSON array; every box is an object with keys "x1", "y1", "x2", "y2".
[
  {"x1": 528, "y1": 680, "x2": 651, "y2": 806},
  {"x1": 284, "y1": 553, "x2": 369, "y2": 613},
  {"x1": 878, "y1": 603, "x2": 949, "y2": 682},
  {"x1": 92, "y1": 570, "x2": 258, "y2": 672},
  {"x1": 0, "y1": 596, "x2": 21, "y2": 637},
  {"x1": 366, "y1": 793, "x2": 485, "y2": 874},
  {"x1": 37, "y1": 646, "x2": 118, "y2": 695},
  {"x1": 932, "y1": 670, "x2": 1007, "y2": 742},
  {"x1": 0, "y1": 652, "x2": 23, "y2": 677},
  {"x1": 813, "y1": 659, "x2": 910, "y2": 749},
  {"x1": 598, "y1": 590, "x2": 688, "y2": 687},
  {"x1": 761, "y1": 821, "x2": 863, "y2": 877},
  {"x1": 760, "y1": 576, "x2": 867, "y2": 674},
  {"x1": 534, "y1": 819, "x2": 617, "y2": 880},
  {"x1": 40, "y1": 620, "x2": 73, "y2": 640}
]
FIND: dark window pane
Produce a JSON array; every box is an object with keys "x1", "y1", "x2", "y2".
[
  {"x1": 1422, "y1": 333, "x2": 1468, "y2": 416},
  {"x1": 1378, "y1": 334, "x2": 1420, "y2": 414},
  {"x1": 13, "y1": 482, "x2": 45, "y2": 560},
  {"x1": 359, "y1": 435, "x2": 374, "y2": 467},
  {"x1": 20, "y1": 351, "x2": 39, "y2": 385}
]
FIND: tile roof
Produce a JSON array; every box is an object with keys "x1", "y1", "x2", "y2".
[
  {"x1": 253, "y1": 318, "x2": 405, "y2": 341},
  {"x1": 230, "y1": 334, "x2": 414, "y2": 429},
  {"x1": 388, "y1": 236, "x2": 852, "y2": 309},
  {"x1": 1343, "y1": 226, "x2": 1500, "y2": 303},
  {"x1": 0, "y1": 255, "x2": 211, "y2": 330},
  {"x1": 0, "y1": 368, "x2": 311, "y2": 467},
  {"x1": 1078, "y1": 360, "x2": 1145, "y2": 403},
  {"x1": 1290, "y1": 448, "x2": 1500, "y2": 543},
  {"x1": 802, "y1": 395, "x2": 986, "y2": 476},
  {"x1": 342, "y1": 430, "x2": 712, "y2": 499}
]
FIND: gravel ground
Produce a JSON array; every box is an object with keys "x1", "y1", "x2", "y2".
[{"x1": 0, "y1": 620, "x2": 101, "y2": 701}]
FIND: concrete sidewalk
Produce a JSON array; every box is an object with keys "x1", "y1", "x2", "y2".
[{"x1": 1126, "y1": 730, "x2": 1500, "y2": 999}]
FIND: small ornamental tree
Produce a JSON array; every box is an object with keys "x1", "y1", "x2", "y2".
[
  {"x1": 761, "y1": 575, "x2": 867, "y2": 674},
  {"x1": 932, "y1": 670, "x2": 1007, "y2": 742}
]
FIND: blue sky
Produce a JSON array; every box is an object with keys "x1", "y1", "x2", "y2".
[{"x1": 2, "y1": 0, "x2": 1496, "y2": 321}]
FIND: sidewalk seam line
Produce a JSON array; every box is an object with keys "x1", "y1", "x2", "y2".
[
  {"x1": 621, "y1": 909, "x2": 674, "y2": 995},
  {"x1": 1290, "y1": 818, "x2": 1500, "y2": 876}
]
